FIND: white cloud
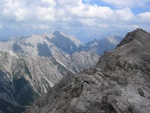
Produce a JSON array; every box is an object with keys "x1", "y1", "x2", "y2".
[
  {"x1": 1, "y1": 0, "x2": 29, "y2": 21},
  {"x1": 0, "y1": 0, "x2": 150, "y2": 39},
  {"x1": 31, "y1": 24, "x2": 50, "y2": 29},
  {"x1": 35, "y1": 7, "x2": 55, "y2": 21},
  {"x1": 115, "y1": 8, "x2": 134, "y2": 21},
  {"x1": 0, "y1": 0, "x2": 147, "y2": 25},
  {"x1": 137, "y1": 12, "x2": 150, "y2": 23}
]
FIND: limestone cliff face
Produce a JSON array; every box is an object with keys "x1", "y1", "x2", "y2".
[
  {"x1": 0, "y1": 31, "x2": 99, "y2": 113},
  {"x1": 25, "y1": 29, "x2": 150, "y2": 113}
]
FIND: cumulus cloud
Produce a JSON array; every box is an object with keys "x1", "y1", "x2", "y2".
[
  {"x1": 1, "y1": 1, "x2": 28, "y2": 21},
  {"x1": 31, "y1": 24, "x2": 50, "y2": 29},
  {"x1": 0, "y1": 0, "x2": 150, "y2": 40},
  {"x1": 0, "y1": 1, "x2": 146, "y2": 25},
  {"x1": 137, "y1": 12, "x2": 150, "y2": 23},
  {"x1": 115, "y1": 8, "x2": 134, "y2": 21}
]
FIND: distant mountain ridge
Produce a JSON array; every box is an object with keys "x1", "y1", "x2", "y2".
[
  {"x1": 85, "y1": 35, "x2": 122, "y2": 55},
  {"x1": 0, "y1": 30, "x2": 122, "y2": 113},
  {"x1": 25, "y1": 28, "x2": 150, "y2": 113},
  {"x1": 0, "y1": 31, "x2": 99, "y2": 113},
  {"x1": 0, "y1": 31, "x2": 84, "y2": 57}
]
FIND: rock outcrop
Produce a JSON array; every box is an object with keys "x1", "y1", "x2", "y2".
[{"x1": 25, "y1": 28, "x2": 150, "y2": 113}]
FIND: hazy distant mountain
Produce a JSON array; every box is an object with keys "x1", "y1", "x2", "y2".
[
  {"x1": 25, "y1": 28, "x2": 150, "y2": 113},
  {"x1": 86, "y1": 35, "x2": 122, "y2": 55}
]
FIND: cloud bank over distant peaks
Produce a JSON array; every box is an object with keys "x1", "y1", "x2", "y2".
[{"x1": 0, "y1": 0, "x2": 150, "y2": 42}]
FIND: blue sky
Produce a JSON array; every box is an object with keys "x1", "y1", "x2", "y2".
[{"x1": 0, "y1": 0, "x2": 150, "y2": 43}]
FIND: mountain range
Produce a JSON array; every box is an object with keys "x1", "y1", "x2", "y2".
[
  {"x1": 25, "y1": 28, "x2": 150, "y2": 113},
  {"x1": 86, "y1": 35, "x2": 122, "y2": 55},
  {"x1": 0, "y1": 31, "x2": 121, "y2": 113}
]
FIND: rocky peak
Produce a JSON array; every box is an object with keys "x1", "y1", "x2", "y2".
[
  {"x1": 117, "y1": 28, "x2": 150, "y2": 47},
  {"x1": 53, "y1": 31, "x2": 61, "y2": 37}
]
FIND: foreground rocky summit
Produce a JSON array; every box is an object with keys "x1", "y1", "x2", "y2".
[{"x1": 25, "y1": 29, "x2": 150, "y2": 113}]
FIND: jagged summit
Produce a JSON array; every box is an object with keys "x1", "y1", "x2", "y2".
[
  {"x1": 117, "y1": 28, "x2": 150, "y2": 47},
  {"x1": 53, "y1": 31, "x2": 61, "y2": 36},
  {"x1": 111, "y1": 28, "x2": 150, "y2": 65}
]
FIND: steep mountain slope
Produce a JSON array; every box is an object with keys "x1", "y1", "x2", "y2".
[
  {"x1": 0, "y1": 50, "x2": 72, "y2": 113},
  {"x1": 86, "y1": 35, "x2": 122, "y2": 55},
  {"x1": 54, "y1": 51, "x2": 98, "y2": 73},
  {"x1": 0, "y1": 31, "x2": 99, "y2": 74},
  {"x1": 0, "y1": 51, "x2": 37, "y2": 113},
  {"x1": 25, "y1": 28, "x2": 150, "y2": 113},
  {"x1": 0, "y1": 31, "x2": 99, "y2": 113}
]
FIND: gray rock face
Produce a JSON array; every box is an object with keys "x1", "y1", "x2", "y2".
[{"x1": 25, "y1": 29, "x2": 150, "y2": 113}]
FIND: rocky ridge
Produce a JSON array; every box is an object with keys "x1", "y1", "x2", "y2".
[{"x1": 25, "y1": 28, "x2": 150, "y2": 113}]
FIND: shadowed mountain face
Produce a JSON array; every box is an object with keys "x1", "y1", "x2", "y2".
[
  {"x1": 25, "y1": 29, "x2": 150, "y2": 113},
  {"x1": 47, "y1": 31, "x2": 83, "y2": 54},
  {"x1": 0, "y1": 52, "x2": 37, "y2": 113}
]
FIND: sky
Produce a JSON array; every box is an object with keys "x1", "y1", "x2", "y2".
[{"x1": 0, "y1": 0, "x2": 150, "y2": 43}]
